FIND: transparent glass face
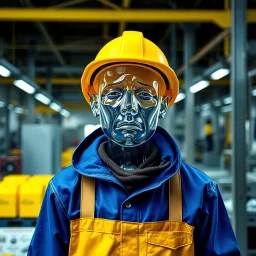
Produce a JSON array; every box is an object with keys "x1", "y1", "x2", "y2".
[{"x1": 94, "y1": 64, "x2": 165, "y2": 147}]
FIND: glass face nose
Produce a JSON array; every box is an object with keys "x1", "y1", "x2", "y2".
[{"x1": 94, "y1": 64, "x2": 164, "y2": 147}]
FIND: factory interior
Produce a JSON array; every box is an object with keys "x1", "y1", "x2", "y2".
[{"x1": 0, "y1": 0, "x2": 256, "y2": 255}]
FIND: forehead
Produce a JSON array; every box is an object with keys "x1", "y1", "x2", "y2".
[{"x1": 94, "y1": 64, "x2": 164, "y2": 88}]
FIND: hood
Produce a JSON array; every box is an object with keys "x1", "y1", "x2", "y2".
[{"x1": 72, "y1": 126, "x2": 182, "y2": 185}]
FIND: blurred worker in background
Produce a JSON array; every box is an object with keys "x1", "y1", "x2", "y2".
[
  {"x1": 204, "y1": 118, "x2": 214, "y2": 152},
  {"x1": 28, "y1": 31, "x2": 240, "y2": 255}
]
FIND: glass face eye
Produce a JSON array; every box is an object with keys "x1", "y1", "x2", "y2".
[
  {"x1": 106, "y1": 90, "x2": 122, "y2": 100},
  {"x1": 94, "y1": 64, "x2": 165, "y2": 147},
  {"x1": 136, "y1": 90, "x2": 153, "y2": 100}
]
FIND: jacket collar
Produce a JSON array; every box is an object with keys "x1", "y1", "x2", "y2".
[{"x1": 72, "y1": 126, "x2": 182, "y2": 191}]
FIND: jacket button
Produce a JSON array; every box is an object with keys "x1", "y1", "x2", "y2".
[{"x1": 125, "y1": 201, "x2": 132, "y2": 208}]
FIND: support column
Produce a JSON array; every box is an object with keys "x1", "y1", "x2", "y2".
[
  {"x1": 231, "y1": 0, "x2": 247, "y2": 254},
  {"x1": 46, "y1": 67, "x2": 52, "y2": 123},
  {"x1": 248, "y1": 77, "x2": 254, "y2": 154},
  {"x1": 163, "y1": 24, "x2": 178, "y2": 136},
  {"x1": 27, "y1": 43, "x2": 36, "y2": 123},
  {"x1": 184, "y1": 25, "x2": 196, "y2": 165},
  {"x1": 4, "y1": 86, "x2": 10, "y2": 155},
  {"x1": 169, "y1": 24, "x2": 177, "y2": 137}
]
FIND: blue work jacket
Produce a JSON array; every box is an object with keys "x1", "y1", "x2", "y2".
[{"x1": 28, "y1": 127, "x2": 240, "y2": 255}]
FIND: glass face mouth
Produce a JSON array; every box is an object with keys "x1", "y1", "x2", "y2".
[{"x1": 95, "y1": 64, "x2": 164, "y2": 147}]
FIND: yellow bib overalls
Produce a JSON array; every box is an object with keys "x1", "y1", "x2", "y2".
[{"x1": 69, "y1": 171, "x2": 195, "y2": 255}]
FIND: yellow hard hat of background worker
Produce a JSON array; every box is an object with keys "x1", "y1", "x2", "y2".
[{"x1": 81, "y1": 31, "x2": 179, "y2": 108}]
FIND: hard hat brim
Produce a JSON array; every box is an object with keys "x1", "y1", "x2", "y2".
[{"x1": 81, "y1": 58, "x2": 179, "y2": 108}]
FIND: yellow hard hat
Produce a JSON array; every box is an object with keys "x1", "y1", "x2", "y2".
[{"x1": 81, "y1": 31, "x2": 179, "y2": 108}]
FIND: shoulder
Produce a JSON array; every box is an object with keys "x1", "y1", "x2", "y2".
[
  {"x1": 180, "y1": 162, "x2": 217, "y2": 199},
  {"x1": 48, "y1": 166, "x2": 81, "y2": 219},
  {"x1": 180, "y1": 162, "x2": 219, "y2": 225},
  {"x1": 51, "y1": 165, "x2": 80, "y2": 189}
]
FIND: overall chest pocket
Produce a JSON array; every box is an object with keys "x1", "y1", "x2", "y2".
[{"x1": 146, "y1": 231, "x2": 194, "y2": 256}]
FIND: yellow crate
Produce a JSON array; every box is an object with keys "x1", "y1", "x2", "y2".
[
  {"x1": 3, "y1": 174, "x2": 30, "y2": 184},
  {"x1": 61, "y1": 148, "x2": 75, "y2": 168},
  {"x1": 29, "y1": 175, "x2": 53, "y2": 183},
  {"x1": 29, "y1": 175, "x2": 53, "y2": 192},
  {"x1": 0, "y1": 182, "x2": 19, "y2": 218},
  {"x1": 19, "y1": 182, "x2": 45, "y2": 218}
]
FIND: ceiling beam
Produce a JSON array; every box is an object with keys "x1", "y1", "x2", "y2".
[
  {"x1": 0, "y1": 77, "x2": 81, "y2": 85},
  {"x1": 0, "y1": 9, "x2": 255, "y2": 28},
  {"x1": 0, "y1": 9, "x2": 249, "y2": 28},
  {"x1": 0, "y1": 77, "x2": 234, "y2": 86}
]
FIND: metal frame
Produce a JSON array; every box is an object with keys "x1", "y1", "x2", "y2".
[
  {"x1": 184, "y1": 25, "x2": 196, "y2": 165},
  {"x1": 231, "y1": 0, "x2": 248, "y2": 254},
  {"x1": 0, "y1": 77, "x2": 237, "y2": 86},
  {"x1": 26, "y1": 45, "x2": 36, "y2": 123},
  {"x1": 0, "y1": 9, "x2": 255, "y2": 28},
  {"x1": 177, "y1": 29, "x2": 230, "y2": 76}
]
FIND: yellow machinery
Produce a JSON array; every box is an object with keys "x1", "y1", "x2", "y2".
[
  {"x1": 19, "y1": 175, "x2": 53, "y2": 218},
  {"x1": 61, "y1": 147, "x2": 75, "y2": 169},
  {"x1": 2, "y1": 174, "x2": 30, "y2": 184},
  {"x1": 19, "y1": 182, "x2": 45, "y2": 218},
  {"x1": 0, "y1": 174, "x2": 53, "y2": 218},
  {"x1": 29, "y1": 175, "x2": 53, "y2": 192},
  {"x1": 0, "y1": 175, "x2": 30, "y2": 218},
  {"x1": 0, "y1": 182, "x2": 19, "y2": 218}
]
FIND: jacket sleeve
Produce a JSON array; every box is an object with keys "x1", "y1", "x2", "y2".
[
  {"x1": 194, "y1": 182, "x2": 241, "y2": 255},
  {"x1": 28, "y1": 180, "x2": 70, "y2": 256}
]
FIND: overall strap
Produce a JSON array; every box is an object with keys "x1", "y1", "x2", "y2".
[
  {"x1": 80, "y1": 172, "x2": 182, "y2": 221},
  {"x1": 169, "y1": 170, "x2": 182, "y2": 222},
  {"x1": 80, "y1": 175, "x2": 95, "y2": 218}
]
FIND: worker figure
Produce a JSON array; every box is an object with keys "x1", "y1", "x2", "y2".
[
  {"x1": 204, "y1": 118, "x2": 214, "y2": 152},
  {"x1": 28, "y1": 31, "x2": 240, "y2": 255}
]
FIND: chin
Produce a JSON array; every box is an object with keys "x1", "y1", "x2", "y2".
[
  {"x1": 117, "y1": 134, "x2": 149, "y2": 147},
  {"x1": 104, "y1": 128, "x2": 156, "y2": 147}
]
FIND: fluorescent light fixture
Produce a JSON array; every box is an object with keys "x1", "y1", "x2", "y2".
[
  {"x1": 0, "y1": 100, "x2": 5, "y2": 107},
  {"x1": 213, "y1": 100, "x2": 222, "y2": 107},
  {"x1": 35, "y1": 93, "x2": 51, "y2": 105},
  {"x1": 201, "y1": 110, "x2": 211, "y2": 117},
  {"x1": 14, "y1": 107, "x2": 24, "y2": 114},
  {"x1": 210, "y1": 68, "x2": 230, "y2": 80},
  {"x1": 13, "y1": 79, "x2": 36, "y2": 94},
  {"x1": 252, "y1": 89, "x2": 256, "y2": 96},
  {"x1": 201, "y1": 103, "x2": 211, "y2": 111},
  {"x1": 50, "y1": 102, "x2": 61, "y2": 112},
  {"x1": 60, "y1": 109, "x2": 71, "y2": 117},
  {"x1": 223, "y1": 97, "x2": 232, "y2": 104},
  {"x1": 0, "y1": 65, "x2": 11, "y2": 77},
  {"x1": 221, "y1": 105, "x2": 232, "y2": 113},
  {"x1": 190, "y1": 80, "x2": 210, "y2": 93},
  {"x1": 175, "y1": 93, "x2": 186, "y2": 103}
]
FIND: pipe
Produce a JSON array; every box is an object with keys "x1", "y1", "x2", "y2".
[{"x1": 176, "y1": 28, "x2": 230, "y2": 76}]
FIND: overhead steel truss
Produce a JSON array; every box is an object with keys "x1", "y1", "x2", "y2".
[
  {"x1": 0, "y1": 9, "x2": 255, "y2": 28},
  {"x1": 0, "y1": 77, "x2": 236, "y2": 86}
]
